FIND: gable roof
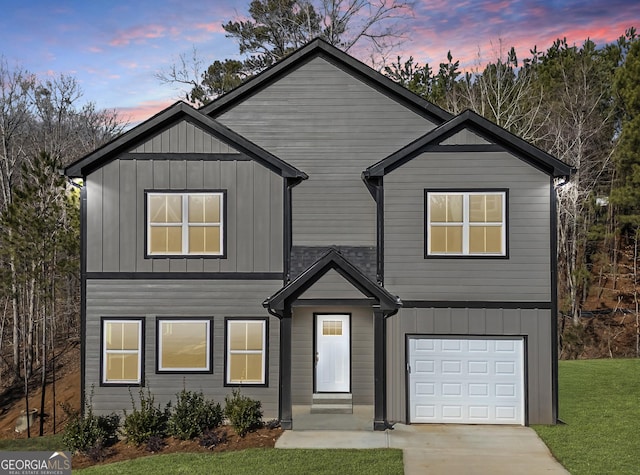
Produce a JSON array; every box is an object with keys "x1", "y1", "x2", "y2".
[
  {"x1": 263, "y1": 248, "x2": 402, "y2": 314},
  {"x1": 64, "y1": 101, "x2": 307, "y2": 179},
  {"x1": 200, "y1": 38, "x2": 452, "y2": 124},
  {"x1": 363, "y1": 109, "x2": 573, "y2": 179}
]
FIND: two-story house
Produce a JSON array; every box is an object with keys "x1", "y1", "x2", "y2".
[{"x1": 64, "y1": 39, "x2": 571, "y2": 430}]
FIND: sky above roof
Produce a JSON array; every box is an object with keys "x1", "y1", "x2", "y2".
[{"x1": 1, "y1": 0, "x2": 638, "y2": 125}]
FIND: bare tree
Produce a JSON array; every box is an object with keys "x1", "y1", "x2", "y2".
[
  {"x1": 158, "y1": 0, "x2": 414, "y2": 105},
  {"x1": 537, "y1": 40, "x2": 617, "y2": 326},
  {"x1": 0, "y1": 58, "x2": 34, "y2": 379},
  {"x1": 320, "y1": 0, "x2": 413, "y2": 68},
  {"x1": 460, "y1": 40, "x2": 550, "y2": 142},
  {"x1": 0, "y1": 64, "x2": 125, "y2": 420}
]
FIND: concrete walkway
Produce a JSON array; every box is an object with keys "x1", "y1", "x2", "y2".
[{"x1": 276, "y1": 424, "x2": 569, "y2": 475}]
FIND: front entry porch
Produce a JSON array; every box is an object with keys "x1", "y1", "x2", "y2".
[
  {"x1": 262, "y1": 248, "x2": 402, "y2": 430},
  {"x1": 292, "y1": 404, "x2": 374, "y2": 430}
]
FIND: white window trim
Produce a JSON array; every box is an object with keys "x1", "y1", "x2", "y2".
[
  {"x1": 157, "y1": 319, "x2": 211, "y2": 372},
  {"x1": 147, "y1": 192, "x2": 224, "y2": 256},
  {"x1": 427, "y1": 191, "x2": 506, "y2": 256},
  {"x1": 102, "y1": 319, "x2": 142, "y2": 384},
  {"x1": 226, "y1": 320, "x2": 266, "y2": 385}
]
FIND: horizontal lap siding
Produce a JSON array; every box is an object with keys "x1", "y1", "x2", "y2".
[
  {"x1": 218, "y1": 57, "x2": 436, "y2": 247},
  {"x1": 291, "y1": 307, "x2": 373, "y2": 405},
  {"x1": 384, "y1": 151, "x2": 551, "y2": 301},
  {"x1": 86, "y1": 158, "x2": 283, "y2": 273},
  {"x1": 85, "y1": 279, "x2": 281, "y2": 418},
  {"x1": 385, "y1": 307, "x2": 553, "y2": 424}
]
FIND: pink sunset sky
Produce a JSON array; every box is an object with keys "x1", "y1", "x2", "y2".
[{"x1": 1, "y1": 0, "x2": 638, "y2": 125}]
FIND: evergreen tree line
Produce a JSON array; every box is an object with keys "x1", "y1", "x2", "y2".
[{"x1": 0, "y1": 58, "x2": 124, "y2": 432}]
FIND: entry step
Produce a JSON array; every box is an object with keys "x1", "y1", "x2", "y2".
[{"x1": 311, "y1": 393, "x2": 353, "y2": 413}]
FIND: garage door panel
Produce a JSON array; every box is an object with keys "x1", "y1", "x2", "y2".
[
  {"x1": 468, "y1": 383, "x2": 489, "y2": 396},
  {"x1": 415, "y1": 404, "x2": 435, "y2": 418},
  {"x1": 409, "y1": 338, "x2": 524, "y2": 425},
  {"x1": 415, "y1": 382, "x2": 435, "y2": 396},
  {"x1": 468, "y1": 361, "x2": 489, "y2": 374},
  {"x1": 468, "y1": 340, "x2": 488, "y2": 352},
  {"x1": 441, "y1": 360, "x2": 461, "y2": 373},
  {"x1": 415, "y1": 339, "x2": 435, "y2": 351},
  {"x1": 415, "y1": 360, "x2": 435, "y2": 373},
  {"x1": 441, "y1": 340, "x2": 462, "y2": 351}
]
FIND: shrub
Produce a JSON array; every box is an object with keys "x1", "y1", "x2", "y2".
[
  {"x1": 224, "y1": 389, "x2": 263, "y2": 437},
  {"x1": 168, "y1": 389, "x2": 223, "y2": 440},
  {"x1": 199, "y1": 428, "x2": 228, "y2": 450},
  {"x1": 145, "y1": 434, "x2": 166, "y2": 453},
  {"x1": 121, "y1": 388, "x2": 170, "y2": 446},
  {"x1": 264, "y1": 419, "x2": 281, "y2": 430},
  {"x1": 61, "y1": 401, "x2": 119, "y2": 456}
]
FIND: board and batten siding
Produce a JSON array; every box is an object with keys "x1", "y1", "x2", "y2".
[
  {"x1": 85, "y1": 157, "x2": 283, "y2": 273},
  {"x1": 386, "y1": 307, "x2": 554, "y2": 424},
  {"x1": 296, "y1": 269, "x2": 368, "y2": 300},
  {"x1": 131, "y1": 120, "x2": 241, "y2": 154},
  {"x1": 384, "y1": 150, "x2": 551, "y2": 301},
  {"x1": 85, "y1": 279, "x2": 281, "y2": 418},
  {"x1": 217, "y1": 56, "x2": 437, "y2": 247},
  {"x1": 291, "y1": 306, "x2": 373, "y2": 405}
]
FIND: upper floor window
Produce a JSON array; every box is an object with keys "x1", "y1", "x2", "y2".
[
  {"x1": 147, "y1": 192, "x2": 224, "y2": 256},
  {"x1": 426, "y1": 190, "x2": 506, "y2": 257}
]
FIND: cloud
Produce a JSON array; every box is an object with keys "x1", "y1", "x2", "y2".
[
  {"x1": 194, "y1": 22, "x2": 225, "y2": 34},
  {"x1": 119, "y1": 61, "x2": 139, "y2": 69},
  {"x1": 117, "y1": 99, "x2": 176, "y2": 126},
  {"x1": 401, "y1": 0, "x2": 640, "y2": 69},
  {"x1": 109, "y1": 24, "x2": 175, "y2": 46}
]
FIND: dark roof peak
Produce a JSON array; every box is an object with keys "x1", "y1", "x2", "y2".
[
  {"x1": 364, "y1": 109, "x2": 572, "y2": 179},
  {"x1": 263, "y1": 248, "x2": 401, "y2": 315},
  {"x1": 199, "y1": 38, "x2": 451, "y2": 123}
]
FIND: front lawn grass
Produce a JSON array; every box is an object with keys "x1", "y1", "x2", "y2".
[
  {"x1": 0, "y1": 433, "x2": 64, "y2": 451},
  {"x1": 75, "y1": 448, "x2": 403, "y2": 474},
  {"x1": 534, "y1": 358, "x2": 640, "y2": 475}
]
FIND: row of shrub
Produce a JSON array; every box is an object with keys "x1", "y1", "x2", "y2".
[{"x1": 62, "y1": 388, "x2": 266, "y2": 458}]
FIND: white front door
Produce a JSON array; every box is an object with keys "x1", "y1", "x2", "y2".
[{"x1": 315, "y1": 314, "x2": 350, "y2": 392}]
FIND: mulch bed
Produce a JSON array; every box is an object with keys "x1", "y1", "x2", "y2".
[{"x1": 72, "y1": 426, "x2": 284, "y2": 470}]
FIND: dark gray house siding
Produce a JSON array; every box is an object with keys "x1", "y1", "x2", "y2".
[
  {"x1": 85, "y1": 156, "x2": 284, "y2": 274},
  {"x1": 130, "y1": 120, "x2": 241, "y2": 154},
  {"x1": 383, "y1": 150, "x2": 551, "y2": 301},
  {"x1": 385, "y1": 307, "x2": 554, "y2": 424},
  {"x1": 85, "y1": 279, "x2": 281, "y2": 418},
  {"x1": 216, "y1": 56, "x2": 437, "y2": 247},
  {"x1": 67, "y1": 40, "x2": 568, "y2": 429}
]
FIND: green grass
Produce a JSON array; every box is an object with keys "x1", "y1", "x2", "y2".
[
  {"x1": 74, "y1": 448, "x2": 403, "y2": 474},
  {"x1": 534, "y1": 358, "x2": 640, "y2": 475},
  {"x1": 0, "y1": 433, "x2": 64, "y2": 451}
]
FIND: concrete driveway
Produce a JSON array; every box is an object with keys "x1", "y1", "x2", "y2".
[{"x1": 276, "y1": 424, "x2": 569, "y2": 475}]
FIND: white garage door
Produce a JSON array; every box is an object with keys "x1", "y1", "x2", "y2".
[{"x1": 409, "y1": 338, "x2": 524, "y2": 425}]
